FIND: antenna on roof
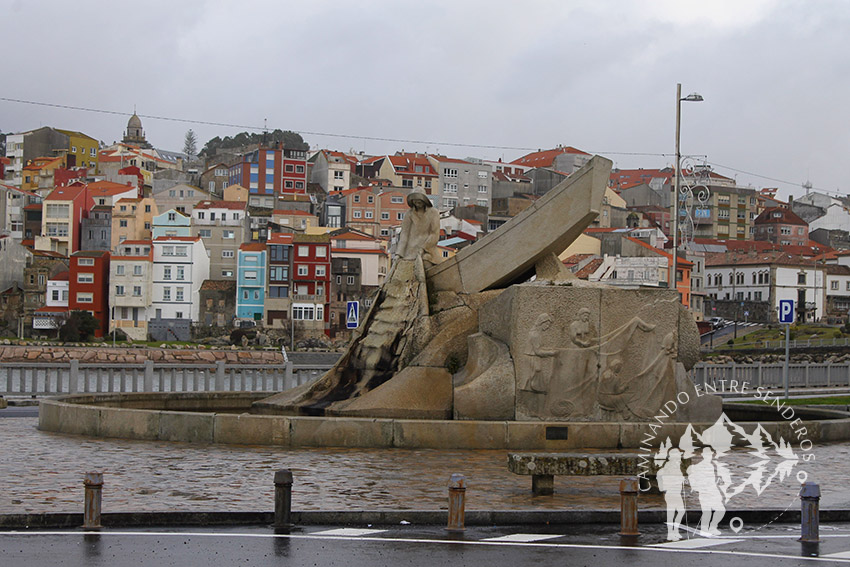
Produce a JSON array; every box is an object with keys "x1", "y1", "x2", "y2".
[
  {"x1": 262, "y1": 119, "x2": 268, "y2": 146},
  {"x1": 803, "y1": 180, "x2": 812, "y2": 195}
]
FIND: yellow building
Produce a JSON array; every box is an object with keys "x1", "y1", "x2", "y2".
[
  {"x1": 56, "y1": 129, "x2": 99, "y2": 171},
  {"x1": 21, "y1": 156, "x2": 65, "y2": 192},
  {"x1": 111, "y1": 197, "x2": 158, "y2": 250}
]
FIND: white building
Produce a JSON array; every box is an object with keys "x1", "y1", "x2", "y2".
[
  {"x1": 151, "y1": 236, "x2": 210, "y2": 323},
  {"x1": 109, "y1": 240, "x2": 153, "y2": 341},
  {"x1": 705, "y1": 251, "x2": 826, "y2": 323}
]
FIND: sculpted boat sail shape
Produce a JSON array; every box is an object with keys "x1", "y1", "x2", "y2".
[{"x1": 254, "y1": 155, "x2": 720, "y2": 423}]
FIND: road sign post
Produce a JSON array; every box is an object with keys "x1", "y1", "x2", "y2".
[
  {"x1": 346, "y1": 301, "x2": 359, "y2": 330},
  {"x1": 779, "y1": 299, "x2": 795, "y2": 399}
]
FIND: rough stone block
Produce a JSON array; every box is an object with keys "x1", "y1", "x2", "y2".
[
  {"x1": 331, "y1": 366, "x2": 452, "y2": 420},
  {"x1": 99, "y1": 407, "x2": 160, "y2": 440},
  {"x1": 158, "y1": 411, "x2": 214, "y2": 444},
  {"x1": 393, "y1": 419, "x2": 507, "y2": 449},
  {"x1": 289, "y1": 416, "x2": 394, "y2": 448},
  {"x1": 214, "y1": 414, "x2": 290, "y2": 446}
]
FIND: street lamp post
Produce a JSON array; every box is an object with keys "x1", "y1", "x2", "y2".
[{"x1": 670, "y1": 84, "x2": 704, "y2": 298}]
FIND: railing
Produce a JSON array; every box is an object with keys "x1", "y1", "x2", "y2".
[
  {"x1": 0, "y1": 360, "x2": 332, "y2": 397},
  {"x1": 690, "y1": 361, "x2": 850, "y2": 392},
  {"x1": 704, "y1": 336, "x2": 850, "y2": 351}
]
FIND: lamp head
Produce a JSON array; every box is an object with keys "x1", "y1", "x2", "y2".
[{"x1": 682, "y1": 92, "x2": 704, "y2": 102}]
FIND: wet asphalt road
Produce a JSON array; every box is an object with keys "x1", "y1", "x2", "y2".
[
  {"x1": 1, "y1": 524, "x2": 846, "y2": 567},
  {"x1": 0, "y1": 405, "x2": 38, "y2": 418}
]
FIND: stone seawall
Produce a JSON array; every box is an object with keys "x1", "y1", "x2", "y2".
[{"x1": 0, "y1": 346, "x2": 284, "y2": 365}]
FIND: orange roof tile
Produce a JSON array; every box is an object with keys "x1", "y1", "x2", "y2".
[
  {"x1": 239, "y1": 242, "x2": 266, "y2": 252},
  {"x1": 511, "y1": 146, "x2": 590, "y2": 168},
  {"x1": 194, "y1": 200, "x2": 247, "y2": 210}
]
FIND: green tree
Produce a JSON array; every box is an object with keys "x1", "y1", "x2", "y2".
[
  {"x1": 199, "y1": 130, "x2": 308, "y2": 158},
  {"x1": 59, "y1": 310, "x2": 100, "y2": 342},
  {"x1": 183, "y1": 129, "x2": 198, "y2": 157}
]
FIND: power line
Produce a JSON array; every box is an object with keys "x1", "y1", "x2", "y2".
[
  {"x1": 1, "y1": 95, "x2": 672, "y2": 156},
  {"x1": 2, "y1": 95, "x2": 842, "y2": 194}
]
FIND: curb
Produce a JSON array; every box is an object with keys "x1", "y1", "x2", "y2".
[{"x1": 2, "y1": 508, "x2": 848, "y2": 530}]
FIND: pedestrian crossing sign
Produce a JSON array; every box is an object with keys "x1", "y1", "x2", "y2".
[{"x1": 346, "y1": 301, "x2": 359, "y2": 329}]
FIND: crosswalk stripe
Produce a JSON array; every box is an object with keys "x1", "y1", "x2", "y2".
[
  {"x1": 311, "y1": 528, "x2": 387, "y2": 537},
  {"x1": 651, "y1": 538, "x2": 743, "y2": 549},
  {"x1": 483, "y1": 534, "x2": 564, "y2": 543},
  {"x1": 823, "y1": 551, "x2": 850, "y2": 559}
]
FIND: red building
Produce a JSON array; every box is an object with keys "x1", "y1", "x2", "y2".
[
  {"x1": 291, "y1": 233, "x2": 331, "y2": 337},
  {"x1": 753, "y1": 207, "x2": 809, "y2": 247},
  {"x1": 68, "y1": 250, "x2": 110, "y2": 337},
  {"x1": 228, "y1": 146, "x2": 309, "y2": 202}
]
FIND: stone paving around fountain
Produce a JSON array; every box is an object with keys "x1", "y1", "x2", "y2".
[{"x1": 4, "y1": 416, "x2": 850, "y2": 516}]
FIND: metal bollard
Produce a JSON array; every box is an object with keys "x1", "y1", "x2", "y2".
[
  {"x1": 800, "y1": 482, "x2": 820, "y2": 543},
  {"x1": 274, "y1": 469, "x2": 293, "y2": 530},
  {"x1": 446, "y1": 473, "x2": 466, "y2": 533},
  {"x1": 619, "y1": 477, "x2": 639, "y2": 537},
  {"x1": 83, "y1": 472, "x2": 103, "y2": 530}
]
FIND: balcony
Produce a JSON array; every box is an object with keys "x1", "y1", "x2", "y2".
[{"x1": 292, "y1": 294, "x2": 324, "y2": 302}]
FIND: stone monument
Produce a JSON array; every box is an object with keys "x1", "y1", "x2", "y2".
[{"x1": 254, "y1": 156, "x2": 720, "y2": 423}]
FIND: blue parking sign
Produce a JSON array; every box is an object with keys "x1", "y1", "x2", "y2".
[
  {"x1": 779, "y1": 299, "x2": 794, "y2": 324},
  {"x1": 346, "y1": 301, "x2": 359, "y2": 329}
]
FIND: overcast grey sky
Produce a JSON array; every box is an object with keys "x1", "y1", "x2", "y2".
[{"x1": 3, "y1": 0, "x2": 848, "y2": 199}]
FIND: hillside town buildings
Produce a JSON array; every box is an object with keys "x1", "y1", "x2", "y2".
[{"x1": 4, "y1": 115, "x2": 849, "y2": 340}]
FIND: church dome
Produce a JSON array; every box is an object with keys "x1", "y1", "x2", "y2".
[{"x1": 127, "y1": 113, "x2": 142, "y2": 129}]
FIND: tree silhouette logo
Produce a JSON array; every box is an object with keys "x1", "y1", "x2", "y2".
[{"x1": 654, "y1": 413, "x2": 806, "y2": 541}]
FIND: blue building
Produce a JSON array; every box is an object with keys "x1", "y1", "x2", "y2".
[
  {"x1": 151, "y1": 209, "x2": 191, "y2": 239},
  {"x1": 236, "y1": 242, "x2": 267, "y2": 321}
]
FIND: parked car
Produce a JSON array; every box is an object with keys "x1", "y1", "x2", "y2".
[{"x1": 708, "y1": 317, "x2": 725, "y2": 329}]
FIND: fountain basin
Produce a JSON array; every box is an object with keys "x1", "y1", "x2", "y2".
[{"x1": 38, "y1": 394, "x2": 850, "y2": 449}]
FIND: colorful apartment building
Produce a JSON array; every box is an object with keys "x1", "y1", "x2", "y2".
[
  {"x1": 191, "y1": 200, "x2": 249, "y2": 280},
  {"x1": 236, "y1": 242, "x2": 267, "y2": 321},
  {"x1": 111, "y1": 197, "x2": 158, "y2": 250},
  {"x1": 291, "y1": 233, "x2": 331, "y2": 337},
  {"x1": 265, "y1": 232, "x2": 293, "y2": 328},
  {"x1": 69, "y1": 250, "x2": 110, "y2": 337},
  {"x1": 109, "y1": 240, "x2": 153, "y2": 341},
  {"x1": 36, "y1": 184, "x2": 92, "y2": 255},
  {"x1": 228, "y1": 147, "x2": 308, "y2": 207}
]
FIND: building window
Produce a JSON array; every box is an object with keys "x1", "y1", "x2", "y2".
[
  {"x1": 298, "y1": 246, "x2": 309, "y2": 257},
  {"x1": 163, "y1": 287, "x2": 171, "y2": 301},
  {"x1": 381, "y1": 212, "x2": 390, "y2": 220},
  {"x1": 285, "y1": 164, "x2": 294, "y2": 173},
  {"x1": 316, "y1": 246, "x2": 327, "y2": 257},
  {"x1": 133, "y1": 286, "x2": 142, "y2": 296},
  {"x1": 222, "y1": 270, "x2": 234, "y2": 277},
  {"x1": 353, "y1": 210, "x2": 362, "y2": 219},
  {"x1": 176, "y1": 288, "x2": 184, "y2": 302},
  {"x1": 222, "y1": 250, "x2": 234, "y2": 258},
  {"x1": 365, "y1": 211, "x2": 374, "y2": 219},
  {"x1": 353, "y1": 195, "x2": 360, "y2": 203},
  {"x1": 177, "y1": 266, "x2": 185, "y2": 280},
  {"x1": 297, "y1": 265, "x2": 308, "y2": 276},
  {"x1": 292, "y1": 304, "x2": 315, "y2": 320},
  {"x1": 77, "y1": 273, "x2": 94, "y2": 284},
  {"x1": 316, "y1": 266, "x2": 326, "y2": 277},
  {"x1": 115, "y1": 285, "x2": 125, "y2": 296},
  {"x1": 445, "y1": 168, "x2": 458, "y2": 178},
  {"x1": 334, "y1": 171, "x2": 344, "y2": 179},
  {"x1": 798, "y1": 273, "x2": 807, "y2": 285},
  {"x1": 199, "y1": 229, "x2": 211, "y2": 238},
  {"x1": 832, "y1": 281, "x2": 839, "y2": 290},
  {"x1": 134, "y1": 265, "x2": 143, "y2": 276},
  {"x1": 391, "y1": 196, "x2": 404, "y2": 204},
  {"x1": 76, "y1": 292, "x2": 93, "y2": 303},
  {"x1": 78, "y1": 257, "x2": 94, "y2": 266},
  {"x1": 244, "y1": 270, "x2": 257, "y2": 280}
]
